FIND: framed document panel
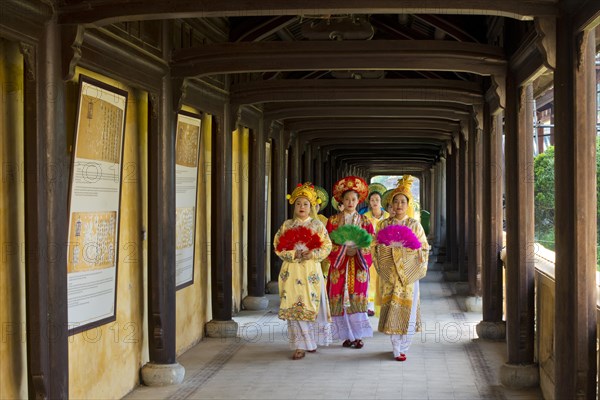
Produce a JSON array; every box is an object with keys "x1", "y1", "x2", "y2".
[
  {"x1": 67, "y1": 75, "x2": 128, "y2": 335},
  {"x1": 175, "y1": 111, "x2": 202, "y2": 290}
]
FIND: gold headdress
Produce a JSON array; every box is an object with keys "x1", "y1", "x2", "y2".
[
  {"x1": 287, "y1": 182, "x2": 321, "y2": 207},
  {"x1": 389, "y1": 175, "x2": 415, "y2": 218}
]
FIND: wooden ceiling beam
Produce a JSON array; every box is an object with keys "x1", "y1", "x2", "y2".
[
  {"x1": 230, "y1": 16, "x2": 297, "y2": 42},
  {"x1": 370, "y1": 16, "x2": 429, "y2": 40},
  {"x1": 286, "y1": 118, "x2": 460, "y2": 133},
  {"x1": 412, "y1": 15, "x2": 480, "y2": 42},
  {"x1": 230, "y1": 78, "x2": 484, "y2": 105},
  {"x1": 298, "y1": 129, "x2": 454, "y2": 142},
  {"x1": 171, "y1": 40, "x2": 505, "y2": 78},
  {"x1": 58, "y1": 0, "x2": 557, "y2": 26},
  {"x1": 264, "y1": 101, "x2": 472, "y2": 120}
]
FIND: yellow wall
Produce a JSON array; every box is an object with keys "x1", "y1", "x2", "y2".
[
  {"x1": 231, "y1": 127, "x2": 249, "y2": 312},
  {"x1": 175, "y1": 108, "x2": 212, "y2": 355},
  {"x1": 67, "y1": 68, "x2": 146, "y2": 399},
  {"x1": 0, "y1": 39, "x2": 28, "y2": 400}
]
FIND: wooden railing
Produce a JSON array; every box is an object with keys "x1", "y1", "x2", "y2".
[{"x1": 501, "y1": 244, "x2": 599, "y2": 399}]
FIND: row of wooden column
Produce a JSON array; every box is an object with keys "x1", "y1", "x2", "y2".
[{"x1": 20, "y1": 14, "x2": 598, "y2": 400}]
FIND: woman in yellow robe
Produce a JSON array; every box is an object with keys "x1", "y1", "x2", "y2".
[
  {"x1": 363, "y1": 191, "x2": 389, "y2": 316},
  {"x1": 373, "y1": 176, "x2": 429, "y2": 361},
  {"x1": 313, "y1": 185, "x2": 330, "y2": 277},
  {"x1": 273, "y1": 182, "x2": 333, "y2": 360}
]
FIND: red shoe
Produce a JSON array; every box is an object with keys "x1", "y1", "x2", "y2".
[
  {"x1": 367, "y1": 310, "x2": 375, "y2": 316},
  {"x1": 354, "y1": 339, "x2": 364, "y2": 349},
  {"x1": 395, "y1": 353, "x2": 407, "y2": 361},
  {"x1": 342, "y1": 339, "x2": 353, "y2": 347}
]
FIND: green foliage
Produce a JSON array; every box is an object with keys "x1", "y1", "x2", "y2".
[
  {"x1": 533, "y1": 137, "x2": 600, "y2": 270},
  {"x1": 534, "y1": 146, "x2": 556, "y2": 243}
]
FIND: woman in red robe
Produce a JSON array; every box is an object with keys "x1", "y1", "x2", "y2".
[{"x1": 326, "y1": 176, "x2": 375, "y2": 349}]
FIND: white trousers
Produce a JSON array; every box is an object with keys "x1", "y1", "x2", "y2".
[{"x1": 390, "y1": 280, "x2": 420, "y2": 357}]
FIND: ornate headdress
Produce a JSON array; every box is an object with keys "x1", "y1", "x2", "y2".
[
  {"x1": 332, "y1": 176, "x2": 369, "y2": 203},
  {"x1": 314, "y1": 185, "x2": 329, "y2": 210},
  {"x1": 389, "y1": 175, "x2": 415, "y2": 217},
  {"x1": 287, "y1": 182, "x2": 320, "y2": 207},
  {"x1": 381, "y1": 189, "x2": 395, "y2": 208},
  {"x1": 368, "y1": 182, "x2": 387, "y2": 197}
]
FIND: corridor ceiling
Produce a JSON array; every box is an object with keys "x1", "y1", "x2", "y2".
[{"x1": 56, "y1": 1, "x2": 555, "y2": 176}]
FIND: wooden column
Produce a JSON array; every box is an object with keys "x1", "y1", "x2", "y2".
[
  {"x1": 428, "y1": 166, "x2": 436, "y2": 240},
  {"x1": 420, "y1": 171, "x2": 427, "y2": 211},
  {"x1": 447, "y1": 146, "x2": 460, "y2": 274},
  {"x1": 458, "y1": 134, "x2": 469, "y2": 281},
  {"x1": 23, "y1": 16, "x2": 69, "y2": 398},
  {"x1": 468, "y1": 120, "x2": 483, "y2": 297},
  {"x1": 436, "y1": 156, "x2": 447, "y2": 262},
  {"x1": 324, "y1": 153, "x2": 332, "y2": 215},
  {"x1": 500, "y1": 78, "x2": 538, "y2": 387},
  {"x1": 268, "y1": 123, "x2": 285, "y2": 288},
  {"x1": 289, "y1": 133, "x2": 300, "y2": 190},
  {"x1": 433, "y1": 163, "x2": 440, "y2": 241},
  {"x1": 143, "y1": 20, "x2": 185, "y2": 383},
  {"x1": 315, "y1": 147, "x2": 323, "y2": 186},
  {"x1": 303, "y1": 143, "x2": 312, "y2": 183},
  {"x1": 205, "y1": 102, "x2": 238, "y2": 337},
  {"x1": 243, "y1": 119, "x2": 268, "y2": 310},
  {"x1": 477, "y1": 107, "x2": 505, "y2": 340},
  {"x1": 554, "y1": 18, "x2": 597, "y2": 399}
]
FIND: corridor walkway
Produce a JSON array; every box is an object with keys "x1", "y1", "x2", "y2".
[{"x1": 125, "y1": 271, "x2": 541, "y2": 399}]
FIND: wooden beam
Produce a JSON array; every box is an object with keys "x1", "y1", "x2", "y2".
[
  {"x1": 79, "y1": 27, "x2": 168, "y2": 92},
  {"x1": 370, "y1": 16, "x2": 430, "y2": 40},
  {"x1": 58, "y1": 0, "x2": 558, "y2": 26},
  {"x1": 298, "y1": 129, "x2": 453, "y2": 143},
  {"x1": 572, "y1": 0, "x2": 600, "y2": 33},
  {"x1": 171, "y1": 41, "x2": 506, "y2": 78},
  {"x1": 230, "y1": 78, "x2": 484, "y2": 105},
  {"x1": 264, "y1": 101, "x2": 472, "y2": 120},
  {"x1": 413, "y1": 14, "x2": 481, "y2": 42},
  {"x1": 230, "y1": 16, "x2": 297, "y2": 42},
  {"x1": 0, "y1": 0, "x2": 51, "y2": 44},
  {"x1": 286, "y1": 118, "x2": 460, "y2": 133}
]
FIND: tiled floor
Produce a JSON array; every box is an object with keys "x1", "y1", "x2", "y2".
[{"x1": 125, "y1": 271, "x2": 541, "y2": 399}]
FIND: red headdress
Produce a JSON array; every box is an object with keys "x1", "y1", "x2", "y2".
[{"x1": 332, "y1": 176, "x2": 369, "y2": 204}]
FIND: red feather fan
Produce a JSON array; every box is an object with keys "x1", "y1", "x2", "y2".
[{"x1": 276, "y1": 226, "x2": 322, "y2": 252}]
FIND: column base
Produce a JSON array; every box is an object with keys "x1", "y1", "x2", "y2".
[
  {"x1": 265, "y1": 280, "x2": 279, "y2": 294},
  {"x1": 476, "y1": 320, "x2": 506, "y2": 340},
  {"x1": 205, "y1": 319, "x2": 239, "y2": 338},
  {"x1": 450, "y1": 281, "x2": 470, "y2": 295},
  {"x1": 464, "y1": 296, "x2": 482, "y2": 312},
  {"x1": 141, "y1": 362, "x2": 185, "y2": 386},
  {"x1": 242, "y1": 295, "x2": 269, "y2": 310},
  {"x1": 500, "y1": 363, "x2": 539, "y2": 389},
  {"x1": 443, "y1": 271, "x2": 461, "y2": 282}
]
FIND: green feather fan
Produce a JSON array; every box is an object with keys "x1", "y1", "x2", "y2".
[{"x1": 330, "y1": 225, "x2": 373, "y2": 249}]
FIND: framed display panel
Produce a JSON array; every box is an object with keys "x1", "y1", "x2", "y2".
[
  {"x1": 175, "y1": 111, "x2": 202, "y2": 290},
  {"x1": 66, "y1": 75, "x2": 128, "y2": 335}
]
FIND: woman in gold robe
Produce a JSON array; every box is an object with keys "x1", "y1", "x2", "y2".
[
  {"x1": 313, "y1": 185, "x2": 330, "y2": 277},
  {"x1": 363, "y1": 190, "x2": 389, "y2": 316},
  {"x1": 273, "y1": 182, "x2": 333, "y2": 360},
  {"x1": 373, "y1": 176, "x2": 429, "y2": 361}
]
